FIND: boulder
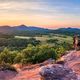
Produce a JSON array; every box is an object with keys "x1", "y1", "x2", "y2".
[{"x1": 40, "y1": 64, "x2": 78, "y2": 80}]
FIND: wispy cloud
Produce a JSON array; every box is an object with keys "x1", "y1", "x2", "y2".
[{"x1": 0, "y1": 0, "x2": 80, "y2": 27}]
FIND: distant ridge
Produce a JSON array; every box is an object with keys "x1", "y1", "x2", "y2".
[
  {"x1": 14, "y1": 25, "x2": 49, "y2": 31},
  {"x1": 0, "y1": 25, "x2": 80, "y2": 36},
  {"x1": 0, "y1": 25, "x2": 51, "y2": 35},
  {"x1": 53, "y1": 27, "x2": 80, "y2": 35}
]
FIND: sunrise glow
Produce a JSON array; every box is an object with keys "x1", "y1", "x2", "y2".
[{"x1": 0, "y1": 0, "x2": 80, "y2": 28}]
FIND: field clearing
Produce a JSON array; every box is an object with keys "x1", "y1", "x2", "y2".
[{"x1": 15, "y1": 34, "x2": 73, "y2": 44}]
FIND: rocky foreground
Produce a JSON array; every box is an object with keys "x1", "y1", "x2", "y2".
[{"x1": 0, "y1": 50, "x2": 80, "y2": 80}]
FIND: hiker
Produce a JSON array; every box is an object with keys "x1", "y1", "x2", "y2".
[
  {"x1": 73, "y1": 34, "x2": 78, "y2": 50},
  {"x1": 77, "y1": 35, "x2": 80, "y2": 49}
]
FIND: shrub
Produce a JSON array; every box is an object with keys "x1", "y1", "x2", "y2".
[
  {"x1": 0, "y1": 44, "x2": 70, "y2": 64},
  {"x1": 61, "y1": 42, "x2": 73, "y2": 50},
  {"x1": 54, "y1": 46, "x2": 65, "y2": 58},
  {"x1": 14, "y1": 53, "x2": 23, "y2": 63},
  {"x1": 0, "y1": 48, "x2": 17, "y2": 64},
  {"x1": 0, "y1": 62, "x2": 17, "y2": 72},
  {"x1": 21, "y1": 45, "x2": 57, "y2": 64},
  {"x1": 46, "y1": 39, "x2": 58, "y2": 43}
]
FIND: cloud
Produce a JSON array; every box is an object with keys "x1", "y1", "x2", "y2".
[
  {"x1": 0, "y1": 0, "x2": 80, "y2": 15},
  {"x1": 0, "y1": 0, "x2": 80, "y2": 27}
]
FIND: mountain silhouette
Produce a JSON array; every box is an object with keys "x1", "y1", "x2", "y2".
[{"x1": 0, "y1": 25, "x2": 80, "y2": 36}]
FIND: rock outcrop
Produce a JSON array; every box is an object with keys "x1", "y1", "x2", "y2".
[
  {"x1": 40, "y1": 64, "x2": 77, "y2": 80},
  {"x1": 0, "y1": 70, "x2": 17, "y2": 80},
  {"x1": 62, "y1": 51, "x2": 80, "y2": 75},
  {"x1": 0, "y1": 50, "x2": 80, "y2": 80},
  {"x1": 40, "y1": 51, "x2": 80, "y2": 80}
]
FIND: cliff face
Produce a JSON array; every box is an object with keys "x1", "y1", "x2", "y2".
[{"x1": 62, "y1": 51, "x2": 80, "y2": 79}]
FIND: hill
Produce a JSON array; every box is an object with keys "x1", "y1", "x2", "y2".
[
  {"x1": 53, "y1": 27, "x2": 80, "y2": 36},
  {"x1": 0, "y1": 25, "x2": 52, "y2": 36},
  {"x1": 0, "y1": 25, "x2": 80, "y2": 36}
]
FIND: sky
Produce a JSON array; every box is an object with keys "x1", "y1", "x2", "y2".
[{"x1": 0, "y1": 0, "x2": 80, "y2": 29}]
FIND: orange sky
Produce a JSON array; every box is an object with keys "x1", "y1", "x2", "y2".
[
  {"x1": 0, "y1": 19, "x2": 80, "y2": 29},
  {"x1": 0, "y1": 0, "x2": 80, "y2": 29}
]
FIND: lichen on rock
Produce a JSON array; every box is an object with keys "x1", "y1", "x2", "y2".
[{"x1": 40, "y1": 64, "x2": 78, "y2": 80}]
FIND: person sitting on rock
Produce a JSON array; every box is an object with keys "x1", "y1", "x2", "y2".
[{"x1": 73, "y1": 34, "x2": 78, "y2": 50}]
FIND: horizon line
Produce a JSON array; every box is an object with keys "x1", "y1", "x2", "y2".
[{"x1": 0, "y1": 24, "x2": 80, "y2": 29}]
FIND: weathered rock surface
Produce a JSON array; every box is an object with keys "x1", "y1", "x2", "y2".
[
  {"x1": 62, "y1": 51, "x2": 80, "y2": 75},
  {"x1": 0, "y1": 70, "x2": 17, "y2": 80},
  {"x1": 0, "y1": 51, "x2": 80, "y2": 80},
  {"x1": 40, "y1": 50, "x2": 80, "y2": 80},
  {"x1": 40, "y1": 64, "x2": 77, "y2": 80}
]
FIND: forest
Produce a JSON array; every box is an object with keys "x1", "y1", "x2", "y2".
[{"x1": 0, "y1": 32, "x2": 73, "y2": 65}]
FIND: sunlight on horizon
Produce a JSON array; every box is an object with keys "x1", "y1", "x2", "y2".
[{"x1": 0, "y1": 0, "x2": 80, "y2": 28}]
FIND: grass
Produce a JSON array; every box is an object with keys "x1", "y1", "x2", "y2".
[{"x1": 15, "y1": 34, "x2": 73, "y2": 44}]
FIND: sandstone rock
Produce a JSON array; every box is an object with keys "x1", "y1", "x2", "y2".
[
  {"x1": 6, "y1": 51, "x2": 80, "y2": 80},
  {"x1": 62, "y1": 51, "x2": 80, "y2": 76},
  {"x1": 0, "y1": 70, "x2": 17, "y2": 80},
  {"x1": 40, "y1": 64, "x2": 78, "y2": 80}
]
